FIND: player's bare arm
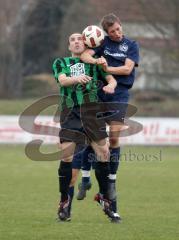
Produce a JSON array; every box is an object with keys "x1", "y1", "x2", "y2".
[
  {"x1": 81, "y1": 50, "x2": 106, "y2": 65},
  {"x1": 103, "y1": 58, "x2": 135, "y2": 76},
  {"x1": 80, "y1": 49, "x2": 97, "y2": 64},
  {"x1": 103, "y1": 75, "x2": 117, "y2": 94},
  {"x1": 58, "y1": 73, "x2": 92, "y2": 86}
]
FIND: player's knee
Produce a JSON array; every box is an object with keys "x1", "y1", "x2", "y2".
[
  {"x1": 58, "y1": 142, "x2": 74, "y2": 161},
  {"x1": 98, "y1": 146, "x2": 110, "y2": 162},
  {"x1": 109, "y1": 138, "x2": 119, "y2": 148},
  {"x1": 60, "y1": 151, "x2": 73, "y2": 162},
  {"x1": 62, "y1": 157, "x2": 71, "y2": 162}
]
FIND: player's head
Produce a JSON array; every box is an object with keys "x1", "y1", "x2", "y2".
[
  {"x1": 68, "y1": 33, "x2": 86, "y2": 57},
  {"x1": 101, "y1": 13, "x2": 123, "y2": 42}
]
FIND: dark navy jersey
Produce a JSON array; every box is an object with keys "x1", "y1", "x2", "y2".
[{"x1": 94, "y1": 35, "x2": 139, "y2": 89}]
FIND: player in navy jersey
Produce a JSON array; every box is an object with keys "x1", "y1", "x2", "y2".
[{"x1": 76, "y1": 13, "x2": 139, "y2": 223}]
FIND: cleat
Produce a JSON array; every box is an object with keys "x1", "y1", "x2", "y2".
[
  {"x1": 76, "y1": 182, "x2": 92, "y2": 200},
  {"x1": 94, "y1": 193, "x2": 104, "y2": 206},
  {"x1": 94, "y1": 193, "x2": 121, "y2": 223},
  {"x1": 57, "y1": 196, "x2": 71, "y2": 222},
  {"x1": 110, "y1": 213, "x2": 122, "y2": 223},
  {"x1": 108, "y1": 182, "x2": 122, "y2": 223}
]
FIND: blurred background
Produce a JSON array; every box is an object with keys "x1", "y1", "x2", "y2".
[
  {"x1": 0, "y1": 1, "x2": 179, "y2": 240},
  {"x1": 0, "y1": 0, "x2": 179, "y2": 116}
]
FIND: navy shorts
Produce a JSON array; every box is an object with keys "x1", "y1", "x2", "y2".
[
  {"x1": 98, "y1": 88, "x2": 129, "y2": 123},
  {"x1": 72, "y1": 144, "x2": 85, "y2": 169},
  {"x1": 72, "y1": 157, "x2": 82, "y2": 169},
  {"x1": 72, "y1": 145, "x2": 96, "y2": 170}
]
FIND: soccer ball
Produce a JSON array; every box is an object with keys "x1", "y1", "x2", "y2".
[{"x1": 82, "y1": 25, "x2": 105, "y2": 48}]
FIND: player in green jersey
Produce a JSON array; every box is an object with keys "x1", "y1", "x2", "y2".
[{"x1": 52, "y1": 33, "x2": 117, "y2": 222}]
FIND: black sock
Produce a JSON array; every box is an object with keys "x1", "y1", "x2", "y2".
[
  {"x1": 68, "y1": 186, "x2": 74, "y2": 213},
  {"x1": 95, "y1": 161, "x2": 109, "y2": 199},
  {"x1": 111, "y1": 199, "x2": 117, "y2": 213},
  {"x1": 108, "y1": 181, "x2": 117, "y2": 212},
  {"x1": 109, "y1": 147, "x2": 120, "y2": 174},
  {"x1": 58, "y1": 161, "x2": 72, "y2": 202}
]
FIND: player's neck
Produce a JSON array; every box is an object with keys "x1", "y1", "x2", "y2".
[{"x1": 71, "y1": 53, "x2": 81, "y2": 58}]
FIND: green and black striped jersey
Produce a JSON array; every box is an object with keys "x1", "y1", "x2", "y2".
[{"x1": 53, "y1": 57, "x2": 108, "y2": 109}]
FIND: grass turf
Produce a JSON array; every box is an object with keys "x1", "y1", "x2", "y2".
[
  {"x1": 1, "y1": 97, "x2": 179, "y2": 117},
  {"x1": 0, "y1": 98, "x2": 58, "y2": 115},
  {"x1": 0, "y1": 145, "x2": 179, "y2": 240}
]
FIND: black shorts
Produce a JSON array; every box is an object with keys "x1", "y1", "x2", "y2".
[{"x1": 59, "y1": 105, "x2": 107, "y2": 144}]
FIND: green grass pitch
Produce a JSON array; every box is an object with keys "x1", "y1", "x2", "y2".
[{"x1": 0, "y1": 145, "x2": 179, "y2": 240}]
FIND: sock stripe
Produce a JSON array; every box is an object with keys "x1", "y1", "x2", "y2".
[
  {"x1": 82, "y1": 170, "x2": 91, "y2": 177},
  {"x1": 109, "y1": 174, "x2": 117, "y2": 180}
]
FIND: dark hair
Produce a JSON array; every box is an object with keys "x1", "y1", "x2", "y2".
[
  {"x1": 101, "y1": 13, "x2": 121, "y2": 33},
  {"x1": 68, "y1": 33, "x2": 82, "y2": 43}
]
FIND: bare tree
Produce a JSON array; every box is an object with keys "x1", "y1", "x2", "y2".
[
  {"x1": 136, "y1": 0, "x2": 179, "y2": 92},
  {"x1": 0, "y1": 0, "x2": 32, "y2": 98},
  {"x1": 137, "y1": 0, "x2": 179, "y2": 58}
]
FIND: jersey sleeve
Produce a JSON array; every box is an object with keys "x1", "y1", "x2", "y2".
[
  {"x1": 52, "y1": 58, "x2": 67, "y2": 82},
  {"x1": 93, "y1": 46, "x2": 103, "y2": 57},
  {"x1": 127, "y1": 41, "x2": 139, "y2": 67}
]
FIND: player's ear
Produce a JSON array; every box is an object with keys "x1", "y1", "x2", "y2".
[{"x1": 68, "y1": 44, "x2": 71, "y2": 52}]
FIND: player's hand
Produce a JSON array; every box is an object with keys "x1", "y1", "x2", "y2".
[
  {"x1": 103, "y1": 84, "x2": 115, "y2": 94},
  {"x1": 97, "y1": 56, "x2": 108, "y2": 72},
  {"x1": 76, "y1": 75, "x2": 92, "y2": 85},
  {"x1": 102, "y1": 64, "x2": 109, "y2": 72},
  {"x1": 96, "y1": 56, "x2": 107, "y2": 66}
]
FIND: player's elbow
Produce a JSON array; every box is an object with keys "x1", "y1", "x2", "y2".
[
  {"x1": 58, "y1": 75, "x2": 67, "y2": 86},
  {"x1": 58, "y1": 79, "x2": 66, "y2": 87},
  {"x1": 123, "y1": 67, "x2": 133, "y2": 75}
]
